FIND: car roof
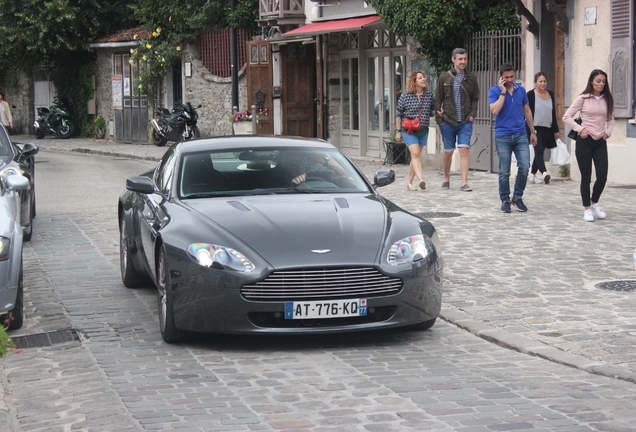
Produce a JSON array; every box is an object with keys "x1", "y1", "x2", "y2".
[{"x1": 174, "y1": 135, "x2": 335, "y2": 154}]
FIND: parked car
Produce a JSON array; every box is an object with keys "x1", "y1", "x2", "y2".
[
  {"x1": 0, "y1": 126, "x2": 38, "y2": 330},
  {"x1": 118, "y1": 136, "x2": 443, "y2": 343}
]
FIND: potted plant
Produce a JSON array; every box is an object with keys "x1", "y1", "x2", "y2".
[{"x1": 229, "y1": 109, "x2": 254, "y2": 135}]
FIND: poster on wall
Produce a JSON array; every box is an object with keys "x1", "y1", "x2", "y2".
[
  {"x1": 124, "y1": 77, "x2": 130, "y2": 96},
  {"x1": 112, "y1": 75, "x2": 123, "y2": 109}
]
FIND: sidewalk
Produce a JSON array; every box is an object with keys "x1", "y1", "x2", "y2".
[{"x1": 13, "y1": 134, "x2": 636, "y2": 385}]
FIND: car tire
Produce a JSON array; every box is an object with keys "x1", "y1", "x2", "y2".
[
  {"x1": 411, "y1": 317, "x2": 436, "y2": 332},
  {"x1": 119, "y1": 217, "x2": 149, "y2": 288},
  {"x1": 7, "y1": 261, "x2": 24, "y2": 330},
  {"x1": 157, "y1": 246, "x2": 185, "y2": 343}
]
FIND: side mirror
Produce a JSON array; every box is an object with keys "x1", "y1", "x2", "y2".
[
  {"x1": 373, "y1": 169, "x2": 396, "y2": 188},
  {"x1": 18, "y1": 142, "x2": 39, "y2": 157},
  {"x1": 126, "y1": 176, "x2": 155, "y2": 194},
  {"x1": 5, "y1": 174, "x2": 29, "y2": 191}
]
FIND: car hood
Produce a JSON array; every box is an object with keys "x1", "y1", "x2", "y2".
[{"x1": 185, "y1": 194, "x2": 388, "y2": 268}]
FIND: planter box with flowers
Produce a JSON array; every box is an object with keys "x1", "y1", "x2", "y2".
[{"x1": 230, "y1": 110, "x2": 255, "y2": 135}]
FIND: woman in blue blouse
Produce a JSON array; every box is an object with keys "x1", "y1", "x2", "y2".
[{"x1": 395, "y1": 71, "x2": 435, "y2": 191}]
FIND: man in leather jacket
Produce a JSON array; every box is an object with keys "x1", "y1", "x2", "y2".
[{"x1": 434, "y1": 48, "x2": 480, "y2": 192}]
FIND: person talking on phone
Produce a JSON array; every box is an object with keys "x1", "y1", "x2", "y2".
[{"x1": 489, "y1": 63, "x2": 537, "y2": 213}]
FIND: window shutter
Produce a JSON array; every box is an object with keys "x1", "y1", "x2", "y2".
[{"x1": 610, "y1": 0, "x2": 633, "y2": 118}]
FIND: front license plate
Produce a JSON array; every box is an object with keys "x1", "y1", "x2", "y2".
[{"x1": 285, "y1": 299, "x2": 367, "y2": 319}]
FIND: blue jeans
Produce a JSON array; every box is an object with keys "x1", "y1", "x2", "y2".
[
  {"x1": 439, "y1": 121, "x2": 473, "y2": 152},
  {"x1": 495, "y1": 132, "x2": 530, "y2": 202}
]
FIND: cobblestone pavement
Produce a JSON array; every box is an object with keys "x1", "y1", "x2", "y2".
[{"x1": 2, "y1": 135, "x2": 636, "y2": 431}]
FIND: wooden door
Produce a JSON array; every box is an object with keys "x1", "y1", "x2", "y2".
[
  {"x1": 247, "y1": 41, "x2": 273, "y2": 134},
  {"x1": 315, "y1": 36, "x2": 325, "y2": 139},
  {"x1": 281, "y1": 43, "x2": 316, "y2": 137},
  {"x1": 553, "y1": 21, "x2": 566, "y2": 134}
]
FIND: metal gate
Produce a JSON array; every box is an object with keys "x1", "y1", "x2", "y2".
[{"x1": 466, "y1": 29, "x2": 521, "y2": 172}]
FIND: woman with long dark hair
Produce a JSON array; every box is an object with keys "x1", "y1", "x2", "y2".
[
  {"x1": 395, "y1": 71, "x2": 435, "y2": 191},
  {"x1": 563, "y1": 69, "x2": 615, "y2": 222},
  {"x1": 527, "y1": 72, "x2": 560, "y2": 184}
]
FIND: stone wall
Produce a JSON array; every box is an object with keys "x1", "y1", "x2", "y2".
[
  {"x1": 181, "y1": 43, "x2": 248, "y2": 138},
  {"x1": 2, "y1": 71, "x2": 34, "y2": 136},
  {"x1": 94, "y1": 49, "x2": 115, "y2": 138}
]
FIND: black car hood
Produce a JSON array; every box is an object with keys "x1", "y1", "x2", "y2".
[{"x1": 186, "y1": 194, "x2": 387, "y2": 268}]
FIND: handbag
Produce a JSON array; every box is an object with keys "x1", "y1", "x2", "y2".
[
  {"x1": 550, "y1": 138, "x2": 571, "y2": 165},
  {"x1": 567, "y1": 98, "x2": 585, "y2": 140},
  {"x1": 402, "y1": 117, "x2": 420, "y2": 134},
  {"x1": 567, "y1": 117, "x2": 582, "y2": 140},
  {"x1": 402, "y1": 94, "x2": 425, "y2": 134}
]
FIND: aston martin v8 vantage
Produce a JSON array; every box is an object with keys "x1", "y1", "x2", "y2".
[{"x1": 118, "y1": 136, "x2": 443, "y2": 342}]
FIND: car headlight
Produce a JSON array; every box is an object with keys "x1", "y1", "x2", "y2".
[
  {"x1": 0, "y1": 167, "x2": 19, "y2": 178},
  {"x1": 0, "y1": 236, "x2": 10, "y2": 261},
  {"x1": 387, "y1": 234, "x2": 436, "y2": 265},
  {"x1": 187, "y1": 243, "x2": 255, "y2": 272}
]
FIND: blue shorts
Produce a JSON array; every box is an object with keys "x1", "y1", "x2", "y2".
[
  {"x1": 402, "y1": 128, "x2": 429, "y2": 146},
  {"x1": 439, "y1": 121, "x2": 473, "y2": 152}
]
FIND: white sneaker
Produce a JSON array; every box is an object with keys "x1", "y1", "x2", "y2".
[
  {"x1": 530, "y1": 174, "x2": 542, "y2": 184},
  {"x1": 583, "y1": 209, "x2": 595, "y2": 222},
  {"x1": 590, "y1": 203, "x2": 606, "y2": 219}
]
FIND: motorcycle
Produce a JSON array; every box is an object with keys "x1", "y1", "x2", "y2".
[
  {"x1": 33, "y1": 103, "x2": 76, "y2": 139},
  {"x1": 151, "y1": 102, "x2": 201, "y2": 147}
]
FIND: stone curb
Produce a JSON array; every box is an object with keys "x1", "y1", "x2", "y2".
[{"x1": 440, "y1": 306, "x2": 636, "y2": 384}]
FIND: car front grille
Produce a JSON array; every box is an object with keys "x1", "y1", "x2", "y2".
[{"x1": 241, "y1": 267, "x2": 402, "y2": 301}]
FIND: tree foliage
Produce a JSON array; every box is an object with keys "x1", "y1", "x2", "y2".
[
  {"x1": 0, "y1": 0, "x2": 137, "y2": 71},
  {"x1": 130, "y1": 0, "x2": 258, "y2": 98},
  {"x1": 367, "y1": 0, "x2": 520, "y2": 72}
]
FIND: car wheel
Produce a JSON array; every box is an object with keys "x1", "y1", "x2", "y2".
[
  {"x1": 119, "y1": 217, "x2": 149, "y2": 288},
  {"x1": 7, "y1": 261, "x2": 24, "y2": 330},
  {"x1": 157, "y1": 246, "x2": 185, "y2": 343},
  {"x1": 411, "y1": 317, "x2": 436, "y2": 332}
]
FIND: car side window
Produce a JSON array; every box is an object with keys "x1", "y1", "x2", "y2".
[{"x1": 155, "y1": 147, "x2": 176, "y2": 194}]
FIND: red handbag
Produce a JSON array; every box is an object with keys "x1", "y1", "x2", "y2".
[
  {"x1": 402, "y1": 95, "x2": 424, "y2": 134},
  {"x1": 402, "y1": 117, "x2": 420, "y2": 134}
]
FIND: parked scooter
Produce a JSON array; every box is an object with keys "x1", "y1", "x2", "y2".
[
  {"x1": 151, "y1": 102, "x2": 201, "y2": 147},
  {"x1": 33, "y1": 103, "x2": 76, "y2": 139}
]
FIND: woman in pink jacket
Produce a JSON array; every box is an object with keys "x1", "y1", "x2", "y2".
[{"x1": 563, "y1": 69, "x2": 615, "y2": 222}]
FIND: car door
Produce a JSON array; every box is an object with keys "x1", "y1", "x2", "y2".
[{"x1": 138, "y1": 148, "x2": 176, "y2": 275}]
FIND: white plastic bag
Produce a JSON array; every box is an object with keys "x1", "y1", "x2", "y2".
[{"x1": 550, "y1": 138, "x2": 571, "y2": 165}]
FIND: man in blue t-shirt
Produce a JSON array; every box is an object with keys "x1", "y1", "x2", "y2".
[{"x1": 489, "y1": 63, "x2": 537, "y2": 213}]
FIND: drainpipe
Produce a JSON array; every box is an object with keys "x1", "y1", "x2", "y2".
[{"x1": 230, "y1": 0, "x2": 239, "y2": 110}]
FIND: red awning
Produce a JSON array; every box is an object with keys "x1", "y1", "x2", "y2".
[{"x1": 283, "y1": 15, "x2": 381, "y2": 37}]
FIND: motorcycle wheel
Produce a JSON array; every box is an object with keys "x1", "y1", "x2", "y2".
[
  {"x1": 57, "y1": 121, "x2": 76, "y2": 139},
  {"x1": 152, "y1": 130, "x2": 168, "y2": 147},
  {"x1": 192, "y1": 126, "x2": 200, "y2": 139},
  {"x1": 34, "y1": 129, "x2": 45, "y2": 139}
]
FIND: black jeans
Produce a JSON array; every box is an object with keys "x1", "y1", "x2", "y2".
[
  {"x1": 575, "y1": 135, "x2": 608, "y2": 207},
  {"x1": 531, "y1": 126, "x2": 555, "y2": 174}
]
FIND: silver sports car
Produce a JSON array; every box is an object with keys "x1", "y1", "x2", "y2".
[
  {"x1": 0, "y1": 126, "x2": 38, "y2": 330},
  {"x1": 118, "y1": 136, "x2": 443, "y2": 343}
]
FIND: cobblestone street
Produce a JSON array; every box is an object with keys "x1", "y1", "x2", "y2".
[{"x1": 2, "y1": 136, "x2": 636, "y2": 431}]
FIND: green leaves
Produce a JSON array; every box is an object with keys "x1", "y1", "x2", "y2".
[{"x1": 367, "y1": 0, "x2": 519, "y2": 71}]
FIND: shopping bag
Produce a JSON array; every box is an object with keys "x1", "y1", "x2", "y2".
[{"x1": 550, "y1": 138, "x2": 571, "y2": 165}]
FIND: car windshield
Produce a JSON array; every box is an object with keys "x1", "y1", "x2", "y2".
[{"x1": 178, "y1": 147, "x2": 371, "y2": 198}]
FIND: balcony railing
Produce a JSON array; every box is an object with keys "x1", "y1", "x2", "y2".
[{"x1": 259, "y1": 0, "x2": 304, "y2": 19}]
